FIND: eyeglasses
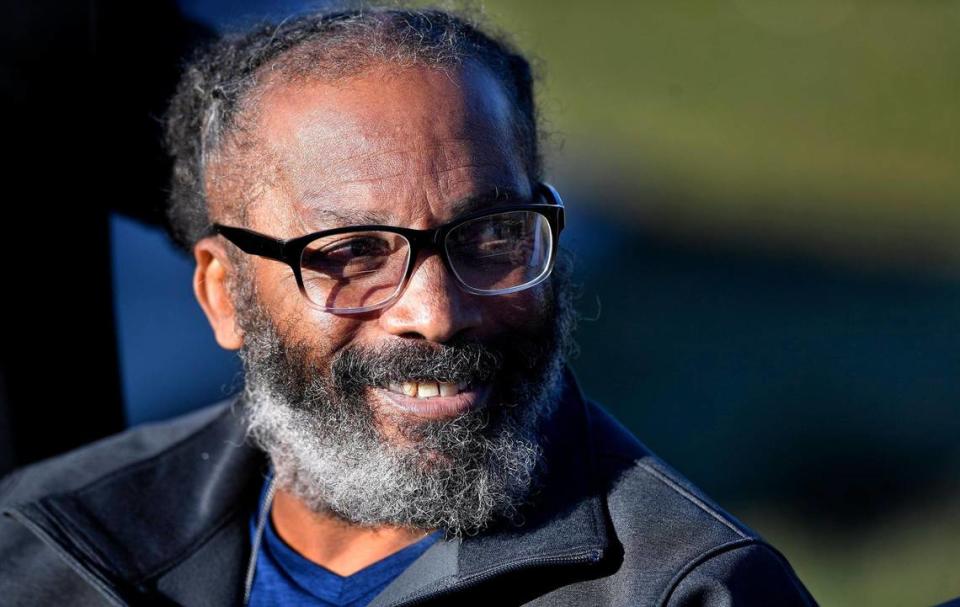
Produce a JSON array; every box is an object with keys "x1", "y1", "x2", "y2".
[{"x1": 209, "y1": 182, "x2": 565, "y2": 314}]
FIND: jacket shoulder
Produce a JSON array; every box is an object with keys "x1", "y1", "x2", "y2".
[
  {"x1": 664, "y1": 541, "x2": 817, "y2": 606},
  {"x1": 0, "y1": 398, "x2": 237, "y2": 507},
  {"x1": 582, "y1": 399, "x2": 815, "y2": 604},
  {"x1": 584, "y1": 397, "x2": 754, "y2": 541}
]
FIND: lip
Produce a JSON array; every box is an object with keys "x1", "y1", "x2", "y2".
[{"x1": 370, "y1": 382, "x2": 493, "y2": 419}]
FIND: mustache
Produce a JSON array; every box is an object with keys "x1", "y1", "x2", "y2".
[{"x1": 330, "y1": 338, "x2": 505, "y2": 390}]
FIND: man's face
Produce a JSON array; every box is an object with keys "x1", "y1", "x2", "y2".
[{"x1": 212, "y1": 62, "x2": 575, "y2": 533}]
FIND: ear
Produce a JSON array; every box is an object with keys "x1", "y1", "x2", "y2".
[{"x1": 193, "y1": 238, "x2": 244, "y2": 350}]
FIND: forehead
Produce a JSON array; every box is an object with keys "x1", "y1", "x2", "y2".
[{"x1": 246, "y1": 61, "x2": 529, "y2": 230}]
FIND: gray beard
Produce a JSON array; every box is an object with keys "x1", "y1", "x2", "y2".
[{"x1": 231, "y1": 252, "x2": 578, "y2": 535}]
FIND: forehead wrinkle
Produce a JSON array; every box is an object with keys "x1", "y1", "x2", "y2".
[
  {"x1": 249, "y1": 63, "x2": 529, "y2": 234},
  {"x1": 257, "y1": 74, "x2": 518, "y2": 191},
  {"x1": 294, "y1": 185, "x2": 528, "y2": 234},
  {"x1": 300, "y1": 159, "x2": 511, "y2": 194},
  {"x1": 284, "y1": 136, "x2": 513, "y2": 201},
  {"x1": 286, "y1": 142, "x2": 518, "y2": 230}
]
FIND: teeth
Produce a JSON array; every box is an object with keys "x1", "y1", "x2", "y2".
[
  {"x1": 385, "y1": 380, "x2": 470, "y2": 399},
  {"x1": 417, "y1": 382, "x2": 439, "y2": 398}
]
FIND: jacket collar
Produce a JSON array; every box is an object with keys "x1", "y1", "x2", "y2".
[
  {"x1": 9, "y1": 365, "x2": 612, "y2": 605},
  {"x1": 373, "y1": 365, "x2": 612, "y2": 606}
]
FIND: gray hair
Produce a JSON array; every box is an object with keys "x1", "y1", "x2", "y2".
[{"x1": 163, "y1": 4, "x2": 542, "y2": 252}]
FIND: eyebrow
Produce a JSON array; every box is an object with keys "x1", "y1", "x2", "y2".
[
  {"x1": 448, "y1": 187, "x2": 528, "y2": 218},
  {"x1": 300, "y1": 187, "x2": 530, "y2": 229},
  {"x1": 301, "y1": 207, "x2": 388, "y2": 227}
]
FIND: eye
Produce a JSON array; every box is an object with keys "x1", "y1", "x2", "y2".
[
  {"x1": 321, "y1": 236, "x2": 392, "y2": 260},
  {"x1": 300, "y1": 232, "x2": 406, "y2": 281}
]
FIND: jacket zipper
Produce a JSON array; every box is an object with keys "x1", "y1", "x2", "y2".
[
  {"x1": 388, "y1": 548, "x2": 604, "y2": 607},
  {"x1": 3, "y1": 507, "x2": 128, "y2": 607}
]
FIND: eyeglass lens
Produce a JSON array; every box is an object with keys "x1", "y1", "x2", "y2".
[
  {"x1": 445, "y1": 210, "x2": 552, "y2": 292},
  {"x1": 297, "y1": 210, "x2": 553, "y2": 310}
]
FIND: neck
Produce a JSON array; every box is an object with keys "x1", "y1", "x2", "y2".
[{"x1": 270, "y1": 487, "x2": 436, "y2": 576}]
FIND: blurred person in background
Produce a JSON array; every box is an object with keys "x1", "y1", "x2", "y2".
[{"x1": 0, "y1": 5, "x2": 817, "y2": 606}]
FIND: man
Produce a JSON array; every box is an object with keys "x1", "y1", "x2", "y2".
[{"x1": 0, "y1": 6, "x2": 817, "y2": 606}]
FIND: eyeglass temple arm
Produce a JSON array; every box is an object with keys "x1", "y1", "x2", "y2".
[
  {"x1": 539, "y1": 181, "x2": 565, "y2": 232},
  {"x1": 209, "y1": 224, "x2": 288, "y2": 262}
]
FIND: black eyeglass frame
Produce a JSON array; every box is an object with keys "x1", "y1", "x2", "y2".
[{"x1": 207, "y1": 182, "x2": 565, "y2": 314}]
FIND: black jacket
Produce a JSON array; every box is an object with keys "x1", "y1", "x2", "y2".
[{"x1": 0, "y1": 366, "x2": 817, "y2": 606}]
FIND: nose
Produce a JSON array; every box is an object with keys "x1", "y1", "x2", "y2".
[{"x1": 378, "y1": 250, "x2": 483, "y2": 343}]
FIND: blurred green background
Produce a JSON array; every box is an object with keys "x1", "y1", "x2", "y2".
[
  {"x1": 451, "y1": 1, "x2": 960, "y2": 605},
  {"x1": 485, "y1": 0, "x2": 960, "y2": 272}
]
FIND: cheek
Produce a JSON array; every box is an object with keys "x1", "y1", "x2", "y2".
[
  {"x1": 482, "y1": 285, "x2": 552, "y2": 330},
  {"x1": 296, "y1": 307, "x2": 367, "y2": 361},
  {"x1": 254, "y1": 261, "x2": 366, "y2": 358},
  {"x1": 251, "y1": 260, "x2": 301, "y2": 310}
]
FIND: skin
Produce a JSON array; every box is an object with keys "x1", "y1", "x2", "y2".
[{"x1": 191, "y1": 62, "x2": 554, "y2": 575}]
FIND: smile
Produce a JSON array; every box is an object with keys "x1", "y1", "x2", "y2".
[
  {"x1": 371, "y1": 380, "x2": 493, "y2": 419},
  {"x1": 384, "y1": 380, "x2": 470, "y2": 399}
]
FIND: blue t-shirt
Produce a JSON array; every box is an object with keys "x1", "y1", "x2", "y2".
[{"x1": 247, "y1": 473, "x2": 442, "y2": 607}]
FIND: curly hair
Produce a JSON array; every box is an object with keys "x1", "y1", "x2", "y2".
[{"x1": 162, "y1": 4, "x2": 542, "y2": 253}]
